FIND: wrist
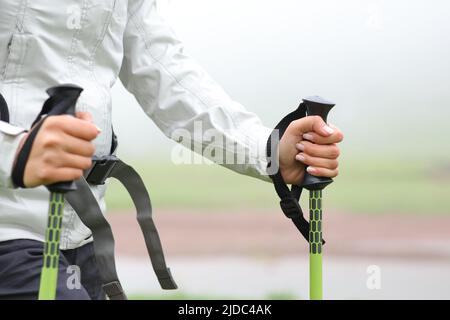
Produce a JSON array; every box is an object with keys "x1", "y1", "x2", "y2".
[{"x1": 0, "y1": 122, "x2": 27, "y2": 188}]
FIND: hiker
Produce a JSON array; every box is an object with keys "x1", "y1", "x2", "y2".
[{"x1": 0, "y1": 1, "x2": 343, "y2": 299}]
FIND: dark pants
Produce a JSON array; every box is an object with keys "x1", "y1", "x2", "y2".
[{"x1": 0, "y1": 239, "x2": 105, "y2": 300}]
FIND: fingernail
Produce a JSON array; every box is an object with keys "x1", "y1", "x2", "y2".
[
  {"x1": 323, "y1": 125, "x2": 334, "y2": 134},
  {"x1": 307, "y1": 166, "x2": 316, "y2": 174},
  {"x1": 296, "y1": 143, "x2": 305, "y2": 151},
  {"x1": 303, "y1": 133, "x2": 313, "y2": 141},
  {"x1": 296, "y1": 153, "x2": 305, "y2": 162},
  {"x1": 95, "y1": 126, "x2": 102, "y2": 133}
]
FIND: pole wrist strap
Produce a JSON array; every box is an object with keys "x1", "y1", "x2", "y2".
[{"x1": 266, "y1": 102, "x2": 325, "y2": 245}]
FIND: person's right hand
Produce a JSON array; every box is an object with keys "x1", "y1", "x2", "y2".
[{"x1": 16, "y1": 112, "x2": 100, "y2": 188}]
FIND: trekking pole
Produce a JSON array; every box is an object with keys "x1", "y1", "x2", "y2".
[
  {"x1": 301, "y1": 97, "x2": 335, "y2": 300},
  {"x1": 37, "y1": 85, "x2": 83, "y2": 300}
]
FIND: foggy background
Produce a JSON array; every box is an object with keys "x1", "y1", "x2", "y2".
[
  {"x1": 112, "y1": 0, "x2": 450, "y2": 159},
  {"x1": 106, "y1": 0, "x2": 450, "y2": 300}
]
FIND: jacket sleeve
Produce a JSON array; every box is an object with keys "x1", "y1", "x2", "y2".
[
  {"x1": 0, "y1": 121, "x2": 27, "y2": 188},
  {"x1": 119, "y1": 0, "x2": 272, "y2": 181}
]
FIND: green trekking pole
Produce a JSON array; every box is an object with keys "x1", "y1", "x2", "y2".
[
  {"x1": 37, "y1": 85, "x2": 83, "y2": 300},
  {"x1": 301, "y1": 97, "x2": 335, "y2": 300},
  {"x1": 38, "y1": 191, "x2": 69, "y2": 300}
]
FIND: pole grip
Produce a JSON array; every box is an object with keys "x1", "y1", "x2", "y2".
[
  {"x1": 45, "y1": 85, "x2": 83, "y2": 193},
  {"x1": 302, "y1": 96, "x2": 335, "y2": 191}
]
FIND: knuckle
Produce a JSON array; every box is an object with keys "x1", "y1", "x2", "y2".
[
  {"x1": 333, "y1": 168, "x2": 339, "y2": 177},
  {"x1": 81, "y1": 158, "x2": 93, "y2": 170},
  {"x1": 37, "y1": 167, "x2": 50, "y2": 181},
  {"x1": 303, "y1": 142, "x2": 315, "y2": 154},
  {"x1": 83, "y1": 124, "x2": 98, "y2": 140},
  {"x1": 62, "y1": 114, "x2": 74, "y2": 122},
  {"x1": 42, "y1": 135, "x2": 60, "y2": 148},
  {"x1": 311, "y1": 115, "x2": 322, "y2": 122},
  {"x1": 330, "y1": 146, "x2": 340, "y2": 158},
  {"x1": 302, "y1": 143, "x2": 310, "y2": 154},
  {"x1": 90, "y1": 127, "x2": 99, "y2": 139},
  {"x1": 42, "y1": 152, "x2": 54, "y2": 165},
  {"x1": 76, "y1": 111, "x2": 90, "y2": 120},
  {"x1": 310, "y1": 116, "x2": 323, "y2": 128},
  {"x1": 289, "y1": 119, "x2": 300, "y2": 131},
  {"x1": 43, "y1": 117, "x2": 57, "y2": 129},
  {"x1": 302, "y1": 154, "x2": 311, "y2": 165},
  {"x1": 86, "y1": 143, "x2": 96, "y2": 156},
  {"x1": 49, "y1": 116, "x2": 68, "y2": 129},
  {"x1": 336, "y1": 131, "x2": 344, "y2": 142},
  {"x1": 330, "y1": 159, "x2": 339, "y2": 170},
  {"x1": 72, "y1": 169, "x2": 83, "y2": 180}
]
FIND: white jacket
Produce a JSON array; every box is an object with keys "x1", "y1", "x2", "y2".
[{"x1": 0, "y1": 0, "x2": 272, "y2": 249}]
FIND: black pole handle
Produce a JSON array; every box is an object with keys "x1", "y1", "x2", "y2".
[
  {"x1": 301, "y1": 96, "x2": 335, "y2": 191},
  {"x1": 45, "y1": 84, "x2": 84, "y2": 193}
]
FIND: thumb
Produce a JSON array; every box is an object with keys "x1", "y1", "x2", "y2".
[{"x1": 291, "y1": 115, "x2": 334, "y2": 137}]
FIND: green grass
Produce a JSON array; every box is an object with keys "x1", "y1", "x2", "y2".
[
  {"x1": 105, "y1": 155, "x2": 450, "y2": 215},
  {"x1": 327, "y1": 156, "x2": 450, "y2": 215}
]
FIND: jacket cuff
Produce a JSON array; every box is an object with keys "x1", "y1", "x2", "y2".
[
  {"x1": 247, "y1": 124, "x2": 273, "y2": 182},
  {"x1": 0, "y1": 121, "x2": 27, "y2": 188}
]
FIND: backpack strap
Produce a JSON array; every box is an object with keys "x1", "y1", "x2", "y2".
[
  {"x1": 266, "y1": 102, "x2": 325, "y2": 245},
  {"x1": 66, "y1": 155, "x2": 177, "y2": 299},
  {"x1": 66, "y1": 177, "x2": 126, "y2": 300},
  {"x1": 106, "y1": 159, "x2": 177, "y2": 290}
]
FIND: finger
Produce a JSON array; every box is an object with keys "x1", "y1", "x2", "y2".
[
  {"x1": 295, "y1": 153, "x2": 339, "y2": 170},
  {"x1": 76, "y1": 111, "x2": 93, "y2": 122},
  {"x1": 296, "y1": 141, "x2": 340, "y2": 159},
  {"x1": 60, "y1": 133, "x2": 96, "y2": 157},
  {"x1": 306, "y1": 166, "x2": 339, "y2": 178},
  {"x1": 53, "y1": 152, "x2": 93, "y2": 170},
  {"x1": 302, "y1": 128, "x2": 344, "y2": 145},
  {"x1": 43, "y1": 168, "x2": 84, "y2": 184},
  {"x1": 290, "y1": 115, "x2": 335, "y2": 137},
  {"x1": 55, "y1": 115, "x2": 100, "y2": 140}
]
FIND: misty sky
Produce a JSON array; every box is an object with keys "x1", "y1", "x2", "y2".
[{"x1": 111, "y1": 0, "x2": 450, "y2": 159}]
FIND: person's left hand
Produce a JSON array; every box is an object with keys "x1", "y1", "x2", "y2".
[{"x1": 278, "y1": 116, "x2": 343, "y2": 185}]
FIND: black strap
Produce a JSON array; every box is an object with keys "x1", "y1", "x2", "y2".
[
  {"x1": 109, "y1": 160, "x2": 177, "y2": 290},
  {"x1": 65, "y1": 177, "x2": 127, "y2": 300},
  {"x1": 11, "y1": 85, "x2": 82, "y2": 189},
  {"x1": 0, "y1": 93, "x2": 9, "y2": 123},
  {"x1": 110, "y1": 126, "x2": 118, "y2": 155},
  {"x1": 266, "y1": 103, "x2": 325, "y2": 245},
  {"x1": 10, "y1": 84, "x2": 174, "y2": 298},
  {"x1": 11, "y1": 99, "x2": 58, "y2": 188},
  {"x1": 12, "y1": 120, "x2": 44, "y2": 188},
  {"x1": 66, "y1": 156, "x2": 177, "y2": 300}
]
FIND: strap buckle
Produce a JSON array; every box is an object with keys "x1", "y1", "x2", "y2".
[
  {"x1": 85, "y1": 155, "x2": 119, "y2": 185},
  {"x1": 279, "y1": 197, "x2": 302, "y2": 219}
]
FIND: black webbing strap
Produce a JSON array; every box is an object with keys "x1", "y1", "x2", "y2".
[
  {"x1": 66, "y1": 156, "x2": 177, "y2": 300},
  {"x1": 12, "y1": 86, "x2": 82, "y2": 188},
  {"x1": 0, "y1": 93, "x2": 9, "y2": 123},
  {"x1": 65, "y1": 178, "x2": 127, "y2": 300},
  {"x1": 12, "y1": 120, "x2": 43, "y2": 188},
  {"x1": 266, "y1": 103, "x2": 325, "y2": 245},
  {"x1": 108, "y1": 160, "x2": 177, "y2": 290}
]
